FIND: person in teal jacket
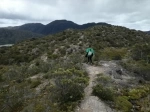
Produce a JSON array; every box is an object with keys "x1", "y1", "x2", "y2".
[{"x1": 85, "y1": 45, "x2": 94, "y2": 64}]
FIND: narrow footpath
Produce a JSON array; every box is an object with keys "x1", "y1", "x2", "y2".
[{"x1": 75, "y1": 63, "x2": 114, "y2": 112}]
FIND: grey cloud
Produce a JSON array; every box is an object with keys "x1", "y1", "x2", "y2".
[
  {"x1": 0, "y1": 11, "x2": 27, "y2": 20},
  {"x1": 0, "y1": 0, "x2": 150, "y2": 30}
]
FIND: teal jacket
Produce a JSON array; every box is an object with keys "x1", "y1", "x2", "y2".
[{"x1": 86, "y1": 48, "x2": 94, "y2": 54}]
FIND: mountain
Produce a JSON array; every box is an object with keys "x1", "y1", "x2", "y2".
[
  {"x1": 0, "y1": 28, "x2": 43, "y2": 45},
  {"x1": 40, "y1": 20, "x2": 79, "y2": 35},
  {"x1": 0, "y1": 24, "x2": 150, "y2": 112},
  {"x1": 18, "y1": 23, "x2": 45, "y2": 34},
  {"x1": 0, "y1": 20, "x2": 110, "y2": 44},
  {"x1": 146, "y1": 31, "x2": 150, "y2": 34},
  {"x1": 14, "y1": 20, "x2": 110, "y2": 35}
]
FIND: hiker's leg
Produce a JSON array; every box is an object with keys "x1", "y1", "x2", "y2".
[
  {"x1": 88, "y1": 56, "x2": 90, "y2": 63},
  {"x1": 90, "y1": 55, "x2": 93, "y2": 64}
]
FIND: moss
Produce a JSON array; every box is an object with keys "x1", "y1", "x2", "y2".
[{"x1": 115, "y1": 96, "x2": 132, "y2": 112}]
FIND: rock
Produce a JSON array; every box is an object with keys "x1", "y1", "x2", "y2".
[
  {"x1": 31, "y1": 48, "x2": 39, "y2": 55},
  {"x1": 41, "y1": 54, "x2": 48, "y2": 62},
  {"x1": 66, "y1": 48, "x2": 73, "y2": 54},
  {"x1": 53, "y1": 49, "x2": 59, "y2": 55},
  {"x1": 3, "y1": 85, "x2": 9, "y2": 88},
  {"x1": 116, "y1": 69, "x2": 123, "y2": 75},
  {"x1": 66, "y1": 45, "x2": 79, "y2": 54}
]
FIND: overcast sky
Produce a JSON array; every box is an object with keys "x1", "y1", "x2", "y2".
[{"x1": 0, "y1": 0, "x2": 150, "y2": 31}]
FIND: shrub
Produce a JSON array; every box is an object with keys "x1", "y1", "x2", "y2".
[
  {"x1": 30, "y1": 80, "x2": 41, "y2": 88},
  {"x1": 0, "y1": 74, "x2": 2, "y2": 82},
  {"x1": 33, "y1": 103, "x2": 45, "y2": 112},
  {"x1": 0, "y1": 66, "x2": 8, "y2": 81},
  {"x1": 49, "y1": 68, "x2": 88, "y2": 111},
  {"x1": 27, "y1": 65, "x2": 40, "y2": 76},
  {"x1": 11, "y1": 101, "x2": 24, "y2": 112},
  {"x1": 59, "y1": 48, "x2": 66, "y2": 56},
  {"x1": 92, "y1": 84, "x2": 114, "y2": 101},
  {"x1": 100, "y1": 47, "x2": 127, "y2": 60},
  {"x1": 43, "y1": 74, "x2": 49, "y2": 79},
  {"x1": 128, "y1": 86, "x2": 150, "y2": 100},
  {"x1": 115, "y1": 96, "x2": 132, "y2": 112},
  {"x1": 96, "y1": 75, "x2": 111, "y2": 85},
  {"x1": 48, "y1": 54, "x2": 59, "y2": 59}
]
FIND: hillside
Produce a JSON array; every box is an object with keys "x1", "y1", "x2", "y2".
[
  {"x1": 0, "y1": 28, "x2": 43, "y2": 45},
  {"x1": 18, "y1": 23, "x2": 45, "y2": 34},
  {"x1": 0, "y1": 25, "x2": 150, "y2": 112}
]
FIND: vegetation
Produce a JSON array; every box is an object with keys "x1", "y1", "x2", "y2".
[
  {"x1": 93, "y1": 84, "x2": 114, "y2": 101},
  {"x1": 93, "y1": 73, "x2": 150, "y2": 112},
  {"x1": 0, "y1": 28, "x2": 43, "y2": 45},
  {"x1": 0, "y1": 24, "x2": 150, "y2": 111},
  {"x1": 115, "y1": 96, "x2": 132, "y2": 112}
]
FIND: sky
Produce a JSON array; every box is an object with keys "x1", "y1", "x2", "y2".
[{"x1": 0, "y1": 0, "x2": 150, "y2": 31}]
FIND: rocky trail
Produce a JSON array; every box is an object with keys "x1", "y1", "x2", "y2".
[
  {"x1": 76, "y1": 61, "x2": 137, "y2": 112},
  {"x1": 76, "y1": 63, "x2": 114, "y2": 112}
]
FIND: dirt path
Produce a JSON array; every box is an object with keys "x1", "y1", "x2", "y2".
[{"x1": 76, "y1": 63, "x2": 114, "y2": 112}]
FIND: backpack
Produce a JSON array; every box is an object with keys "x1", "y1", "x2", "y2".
[{"x1": 88, "y1": 50, "x2": 93, "y2": 56}]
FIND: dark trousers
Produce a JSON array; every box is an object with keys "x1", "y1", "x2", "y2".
[{"x1": 87, "y1": 54, "x2": 93, "y2": 63}]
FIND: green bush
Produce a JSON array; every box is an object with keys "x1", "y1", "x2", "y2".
[
  {"x1": 48, "y1": 54, "x2": 59, "y2": 59},
  {"x1": 0, "y1": 74, "x2": 2, "y2": 82},
  {"x1": 33, "y1": 103, "x2": 45, "y2": 112},
  {"x1": 100, "y1": 47, "x2": 127, "y2": 60},
  {"x1": 43, "y1": 74, "x2": 49, "y2": 79},
  {"x1": 115, "y1": 96, "x2": 132, "y2": 112},
  {"x1": 128, "y1": 86, "x2": 150, "y2": 100},
  {"x1": 96, "y1": 75, "x2": 111, "y2": 85},
  {"x1": 121, "y1": 60, "x2": 150, "y2": 81},
  {"x1": 92, "y1": 84, "x2": 114, "y2": 101},
  {"x1": 30, "y1": 80, "x2": 41, "y2": 88},
  {"x1": 27, "y1": 65, "x2": 40, "y2": 75},
  {"x1": 49, "y1": 68, "x2": 88, "y2": 111}
]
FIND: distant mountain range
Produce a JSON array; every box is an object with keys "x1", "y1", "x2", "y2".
[
  {"x1": 9, "y1": 20, "x2": 110, "y2": 35},
  {"x1": 0, "y1": 20, "x2": 110, "y2": 45},
  {"x1": 146, "y1": 31, "x2": 150, "y2": 34},
  {"x1": 1, "y1": 19, "x2": 150, "y2": 45}
]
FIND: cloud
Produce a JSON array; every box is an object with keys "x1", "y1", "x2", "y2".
[{"x1": 0, "y1": 0, "x2": 150, "y2": 30}]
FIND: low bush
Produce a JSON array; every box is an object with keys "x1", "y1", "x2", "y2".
[
  {"x1": 128, "y1": 86, "x2": 150, "y2": 100},
  {"x1": 92, "y1": 84, "x2": 114, "y2": 101},
  {"x1": 50, "y1": 68, "x2": 88, "y2": 111},
  {"x1": 100, "y1": 47, "x2": 127, "y2": 60},
  {"x1": 115, "y1": 96, "x2": 132, "y2": 112},
  {"x1": 30, "y1": 80, "x2": 41, "y2": 88}
]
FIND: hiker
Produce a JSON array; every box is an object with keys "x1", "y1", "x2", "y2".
[{"x1": 85, "y1": 45, "x2": 94, "y2": 64}]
